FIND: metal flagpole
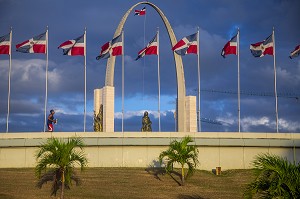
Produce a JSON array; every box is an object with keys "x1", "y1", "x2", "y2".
[
  {"x1": 273, "y1": 27, "x2": 279, "y2": 133},
  {"x1": 122, "y1": 30, "x2": 124, "y2": 132},
  {"x1": 197, "y1": 27, "x2": 201, "y2": 132},
  {"x1": 237, "y1": 28, "x2": 241, "y2": 132},
  {"x1": 157, "y1": 28, "x2": 161, "y2": 132},
  {"x1": 6, "y1": 27, "x2": 12, "y2": 133},
  {"x1": 142, "y1": 9, "x2": 146, "y2": 106},
  {"x1": 84, "y1": 27, "x2": 87, "y2": 132},
  {"x1": 43, "y1": 26, "x2": 49, "y2": 132}
]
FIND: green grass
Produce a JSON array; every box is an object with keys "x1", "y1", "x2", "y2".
[{"x1": 0, "y1": 168, "x2": 255, "y2": 199}]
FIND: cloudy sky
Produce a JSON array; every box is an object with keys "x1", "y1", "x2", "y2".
[{"x1": 0, "y1": 0, "x2": 299, "y2": 133}]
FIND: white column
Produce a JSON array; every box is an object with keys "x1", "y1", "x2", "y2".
[{"x1": 102, "y1": 86, "x2": 115, "y2": 132}]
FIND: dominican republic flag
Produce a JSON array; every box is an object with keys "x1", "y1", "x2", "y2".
[
  {"x1": 250, "y1": 34, "x2": 274, "y2": 57},
  {"x1": 58, "y1": 34, "x2": 85, "y2": 56},
  {"x1": 0, "y1": 33, "x2": 10, "y2": 55},
  {"x1": 16, "y1": 32, "x2": 46, "y2": 53},
  {"x1": 289, "y1": 45, "x2": 300, "y2": 59},
  {"x1": 221, "y1": 33, "x2": 237, "y2": 58},
  {"x1": 135, "y1": 7, "x2": 146, "y2": 16},
  {"x1": 96, "y1": 33, "x2": 122, "y2": 60},
  {"x1": 136, "y1": 33, "x2": 158, "y2": 60},
  {"x1": 172, "y1": 32, "x2": 198, "y2": 55}
]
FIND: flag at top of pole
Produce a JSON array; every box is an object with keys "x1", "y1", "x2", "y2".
[
  {"x1": 16, "y1": 32, "x2": 47, "y2": 53},
  {"x1": 250, "y1": 34, "x2": 274, "y2": 57},
  {"x1": 96, "y1": 33, "x2": 122, "y2": 60},
  {"x1": 135, "y1": 33, "x2": 158, "y2": 60},
  {"x1": 221, "y1": 33, "x2": 238, "y2": 58},
  {"x1": 58, "y1": 34, "x2": 85, "y2": 56},
  {"x1": 135, "y1": 7, "x2": 146, "y2": 16},
  {"x1": 0, "y1": 33, "x2": 11, "y2": 55},
  {"x1": 172, "y1": 33, "x2": 198, "y2": 55}
]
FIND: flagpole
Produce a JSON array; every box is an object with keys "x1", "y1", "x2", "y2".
[
  {"x1": 273, "y1": 27, "x2": 279, "y2": 133},
  {"x1": 157, "y1": 28, "x2": 161, "y2": 132},
  {"x1": 6, "y1": 27, "x2": 12, "y2": 133},
  {"x1": 237, "y1": 28, "x2": 241, "y2": 132},
  {"x1": 43, "y1": 26, "x2": 49, "y2": 132},
  {"x1": 122, "y1": 30, "x2": 124, "y2": 132},
  {"x1": 197, "y1": 27, "x2": 201, "y2": 132},
  {"x1": 84, "y1": 27, "x2": 87, "y2": 132},
  {"x1": 142, "y1": 9, "x2": 146, "y2": 106}
]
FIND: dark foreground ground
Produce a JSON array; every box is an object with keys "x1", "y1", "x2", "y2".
[{"x1": 0, "y1": 168, "x2": 254, "y2": 199}]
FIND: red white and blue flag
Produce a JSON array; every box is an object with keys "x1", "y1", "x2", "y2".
[
  {"x1": 134, "y1": 7, "x2": 146, "y2": 16},
  {"x1": 172, "y1": 32, "x2": 198, "y2": 55},
  {"x1": 16, "y1": 32, "x2": 46, "y2": 53},
  {"x1": 96, "y1": 33, "x2": 122, "y2": 60},
  {"x1": 0, "y1": 33, "x2": 10, "y2": 55},
  {"x1": 58, "y1": 34, "x2": 85, "y2": 56},
  {"x1": 136, "y1": 33, "x2": 158, "y2": 60},
  {"x1": 289, "y1": 44, "x2": 300, "y2": 59},
  {"x1": 250, "y1": 34, "x2": 274, "y2": 57},
  {"x1": 221, "y1": 33, "x2": 237, "y2": 58}
]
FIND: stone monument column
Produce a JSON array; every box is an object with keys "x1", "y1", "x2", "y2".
[{"x1": 94, "y1": 86, "x2": 115, "y2": 132}]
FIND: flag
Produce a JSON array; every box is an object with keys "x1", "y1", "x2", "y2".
[
  {"x1": 221, "y1": 33, "x2": 237, "y2": 58},
  {"x1": 172, "y1": 32, "x2": 198, "y2": 55},
  {"x1": 16, "y1": 32, "x2": 46, "y2": 53},
  {"x1": 134, "y1": 7, "x2": 146, "y2": 16},
  {"x1": 58, "y1": 34, "x2": 85, "y2": 56},
  {"x1": 135, "y1": 33, "x2": 158, "y2": 60},
  {"x1": 289, "y1": 44, "x2": 300, "y2": 59},
  {"x1": 96, "y1": 33, "x2": 122, "y2": 60},
  {"x1": 250, "y1": 34, "x2": 273, "y2": 57},
  {"x1": 0, "y1": 33, "x2": 10, "y2": 55}
]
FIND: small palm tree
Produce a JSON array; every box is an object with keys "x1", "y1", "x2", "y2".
[
  {"x1": 35, "y1": 137, "x2": 88, "y2": 199},
  {"x1": 244, "y1": 153, "x2": 300, "y2": 198},
  {"x1": 159, "y1": 136, "x2": 199, "y2": 185}
]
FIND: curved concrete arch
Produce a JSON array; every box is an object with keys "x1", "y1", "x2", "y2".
[{"x1": 105, "y1": 1, "x2": 186, "y2": 131}]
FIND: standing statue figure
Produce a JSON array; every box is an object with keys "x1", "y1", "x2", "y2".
[
  {"x1": 141, "y1": 111, "x2": 152, "y2": 132},
  {"x1": 93, "y1": 104, "x2": 103, "y2": 132},
  {"x1": 98, "y1": 104, "x2": 103, "y2": 132}
]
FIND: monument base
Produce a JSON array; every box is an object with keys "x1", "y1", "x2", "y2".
[
  {"x1": 185, "y1": 96, "x2": 197, "y2": 132},
  {"x1": 94, "y1": 86, "x2": 115, "y2": 132}
]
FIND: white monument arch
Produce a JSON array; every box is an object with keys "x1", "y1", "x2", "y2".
[{"x1": 94, "y1": 1, "x2": 196, "y2": 132}]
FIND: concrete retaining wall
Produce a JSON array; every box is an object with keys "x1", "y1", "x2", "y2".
[{"x1": 0, "y1": 132, "x2": 299, "y2": 170}]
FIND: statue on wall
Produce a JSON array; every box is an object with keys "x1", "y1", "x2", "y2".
[
  {"x1": 141, "y1": 111, "x2": 152, "y2": 132},
  {"x1": 94, "y1": 104, "x2": 103, "y2": 132}
]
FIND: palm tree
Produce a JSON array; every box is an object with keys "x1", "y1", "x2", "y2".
[
  {"x1": 159, "y1": 136, "x2": 199, "y2": 185},
  {"x1": 244, "y1": 153, "x2": 300, "y2": 198},
  {"x1": 35, "y1": 137, "x2": 88, "y2": 199}
]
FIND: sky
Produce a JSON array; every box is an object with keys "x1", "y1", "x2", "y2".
[{"x1": 0, "y1": 0, "x2": 300, "y2": 133}]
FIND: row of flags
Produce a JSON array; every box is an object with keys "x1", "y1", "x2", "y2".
[
  {"x1": 221, "y1": 32, "x2": 300, "y2": 59},
  {"x1": 0, "y1": 29, "x2": 299, "y2": 59}
]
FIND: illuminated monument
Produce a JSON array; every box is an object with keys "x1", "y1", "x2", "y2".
[{"x1": 94, "y1": 1, "x2": 196, "y2": 132}]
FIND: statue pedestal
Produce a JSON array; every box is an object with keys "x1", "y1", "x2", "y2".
[
  {"x1": 185, "y1": 96, "x2": 197, "y2": 132},
  {"x1": 94, "y1": 86, "x2": 115, "y2": 132}
]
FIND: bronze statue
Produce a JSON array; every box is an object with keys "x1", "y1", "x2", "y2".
[
  {"x1": 141, "y1": 111, "x2": 152, "y2": 132},
  {"x1": 94, "y1": 104, "x2": 103, "y2": 132}
]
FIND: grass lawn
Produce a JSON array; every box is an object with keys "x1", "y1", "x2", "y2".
[{"x1": 0, "y1": 167, "x2": 254, "y2": 199}]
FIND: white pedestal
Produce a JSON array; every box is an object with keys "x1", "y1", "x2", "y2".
[
  {"x1": 94, "y1": 86, "x2": 115, "y2": 132},
  {"x1": 185, "y1": 96, "x2": 197, "y2": 132}
]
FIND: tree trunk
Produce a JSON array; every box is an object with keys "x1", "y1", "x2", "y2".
[
  {"x1": 60, "y1": 170, "x2": 65, "y2": 199},
  {"x1": 181, "y1": 165, "x2": 185, "y2": 186}
]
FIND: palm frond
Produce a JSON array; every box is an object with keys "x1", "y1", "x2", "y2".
[{"x1": 244, "y1": 153, "x2": 300, "y2": 198}]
